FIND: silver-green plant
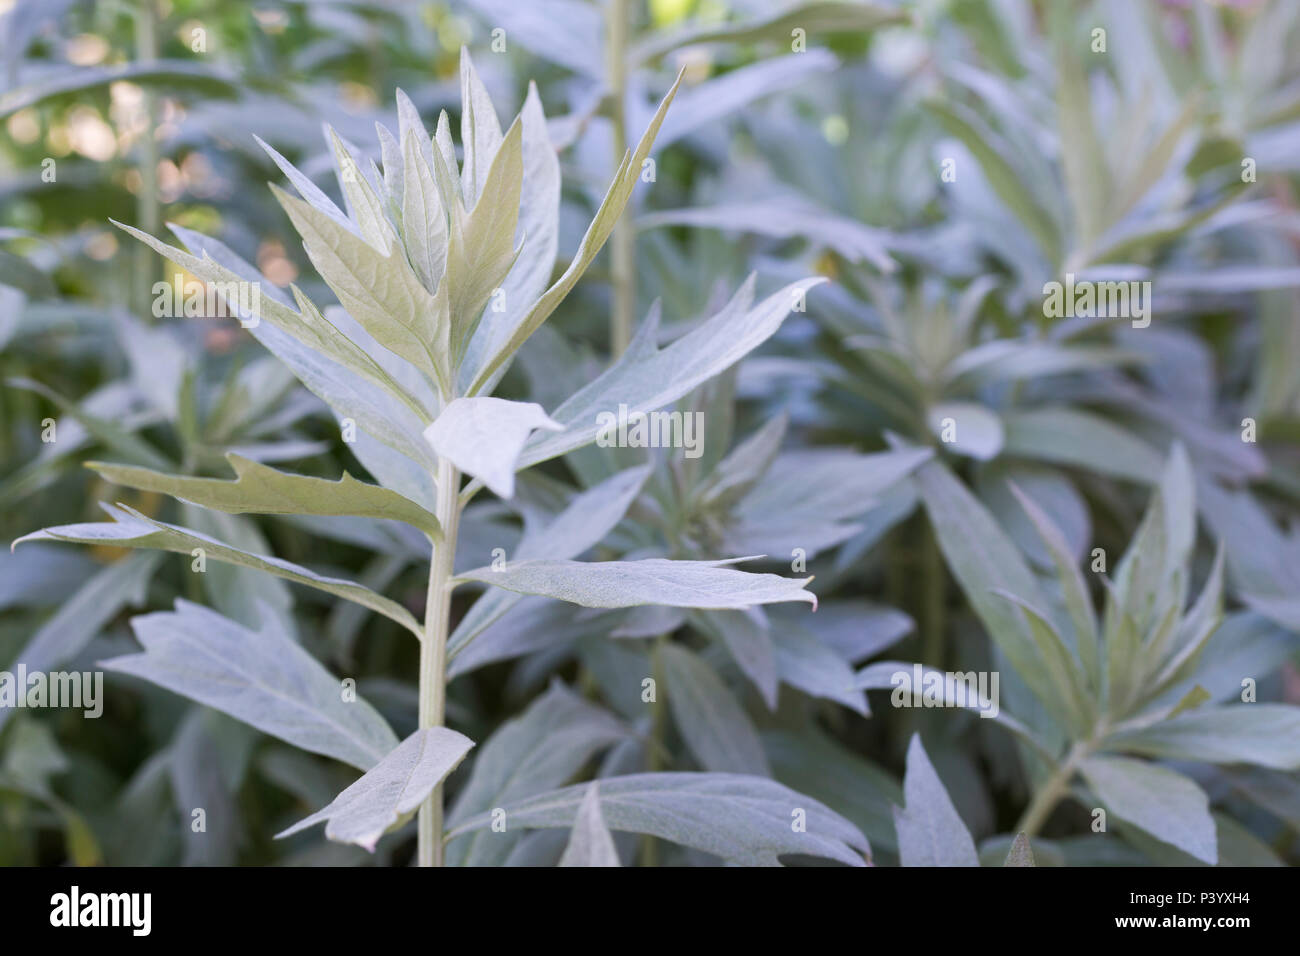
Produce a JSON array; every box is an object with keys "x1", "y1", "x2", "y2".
[
  {"x1": 14, "y1": 51, "x2": 854, "y2": 867},
  {"x1": 869, "y1": 444, "x2": 1300, "y2": 863}
]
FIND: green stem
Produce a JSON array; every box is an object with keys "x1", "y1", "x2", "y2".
[
  {"x1": 1015, "y1": 742, "x2": 1088, "y2": 837},
  {"x1": 607, "y1": 0, "x2": 634, "y2": 357},
  {"x1": 642, "y1": 633, "x2": 667, "y2": 866},
  {"x1": 920, "y1": 522, "x2": 946, "y2": 670},
  {"x1": 417, "y1": 456, "x2": 461, "y2": 867},
  {"x1": 134, "y1": 0, "x2": 160, "y2": 316}
]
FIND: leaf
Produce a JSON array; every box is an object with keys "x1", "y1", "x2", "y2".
[
  {"x1": 1, "y1": 552, "x2": 158, "y2": 722},
  {"x1": 639, "y1": 195, "x2": 893, "y2": 271},
  {"x1": 446, "y1": 683, "x2": 628, "y2": 866},
  {"x1": 15, "y1": 503, "x2": 422, "y2": 638},
  {"x1": 457, "y1": 557, "x2": 816, "y2": 611},
  {"x1": 447, "y1": 772, "x2": 870, "y2": 867},
  {"x1": 1004, "y1": 832, "x2": 1035, "y2": 866},
  {"x1": 276, "y1": 727, "x2": 474, "y2": 851},
  {"x1": 633, "y1": 0, "x2": 907, "y2": 63},
  {"x1": 892, "y1": 734, "x2": 980, "y2": 867},
  {"x1": 1110, "y1": 705, "x2": 1300, "y2": 771},
  {"x1": 770, "y1": 624, "x2": 867, "y2": 715},
  {"x1": 271, "y1": 183, "x2": 451, "y2": 390},
  {"x1": 103, "y1": 600, "x2": 399, "y2": 772},
  {"x1": 448, "y1": 466, "x2": 650, "y2": 658},
  {"x1": 928, "y1": 98, "x2": 1061, "y2": 262},
  {"x1": 462, "y1": 82, "x2": 561, "y2": 394},
  {"x1": 399, "y1": 125, "x2": 448, "y2": 295},
  {"x1": 520, "y1": 276, "x2": 826, "y2": 468},
  {"x1": 693, "y1": 608, "x2": 778, "y2": 710},
  {"x1": 424, "y1": 397, "x2": 561, "y2": 499},
  {"x1": 0, "y1": 60, "x2": 239, "y2": 118},
  {"x1": 445, "y1": 116, "x2": 524, "y2": 365},
  {"x1": 927, "y1": 401, "x2": 1004, "y2": 460},
  {"x1": 467, "y1": 73, "x2": 684, "y2": 393},
  {"x1": 458, "y1": 49, "x2": 505, "y2": 209},
  {"x1": 1001, "y1": 407, "x2": 1165, "y2": 483},
  {"x1": 89, "y1": 453, "x2": 441, "y2": 538},
  {"x1": 1078, "y1": 755, "x2": 1217, "y2": 864},
  {"x1": 913, "y1": 458, "x2": 1055, "y2": 716},
  {"x1": 661, "y1": 644, "x2": 770, "y2": 775},
  {"x1": 558, "y1": 782, "x2": 620, "y2": 867}
]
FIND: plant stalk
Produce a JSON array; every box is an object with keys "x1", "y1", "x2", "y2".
[
  {"x1": 134, "y1": 0, "x2": 161, "y2": 316},
  {"x1": 1015, "y1": 742, "x2": 1088, "y2": 837},
  {"x1": 417, "y1": 456, "x2": 461, "y2": 867},
  {"x1": 607, "y1": 0, "x2": 635, "y2": 357}
]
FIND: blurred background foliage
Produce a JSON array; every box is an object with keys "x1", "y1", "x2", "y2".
[{"x1": 2, "y1": 0, "x2": 1299, "y2": 866}]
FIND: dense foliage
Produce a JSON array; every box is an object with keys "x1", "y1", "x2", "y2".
[{"x1": 2, "y1": 0, "x2": 1299, "y2": 867}]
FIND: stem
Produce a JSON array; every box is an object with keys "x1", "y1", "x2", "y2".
[
  {"x1": 641, "y1": 633, "x2": 668, "y2": 866},
  {"x1": 417, "y1": 456, "x2": 461, "y2": 867},
  {"x1": 606, "y1": 0, "x2": 635, "y2": 357},
  {"x1": 1015, "y1": 742, "x2": 1088, "y2": 837},
  {"x1": 134, "y1": 0, "x2": 160, "y2": 316},
  {"x1": 920, "y1": 522, "x2": 946, "y2": 670}
]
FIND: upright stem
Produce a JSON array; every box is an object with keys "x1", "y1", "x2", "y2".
[
  {"x1": 607, "y1": 0, "x2": 635, "y2": 356},
  {"x1": 920, "y1": 523, "x2": 946, "y2": 670},
  {"x1": 417, "y1": 456, "x2": 461, "y2": 867},
  {"x1": 1015, "y1": 742, "x2": 1088, "y2": 837},
  {"x1": 134, "y1": 0, "x2": 160, "y2": 316}
]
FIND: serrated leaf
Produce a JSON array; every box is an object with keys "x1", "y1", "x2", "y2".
[
  {"x1": 104, "y1": 600, "x2": 398, "y2": 771},
  {"x1": 89, "y1": 453, "x2": 441, "y2": 538},
  {"x1": 277, "y1": 727, "x2": 474, "y2": 850},
  {"x1": 15, "y1": 504, "x2": 422, "y2": 638}
]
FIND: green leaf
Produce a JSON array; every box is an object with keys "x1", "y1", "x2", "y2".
[
  {"x1": 424, "y1": 397, "x2": 560, "y2": 499},
  {"x1": 104, "y1": 600, "x2": 399, "y2": 771},
  {"x1": 559, "y1": 782, "x2": 620, "y2": 867},
  {"x1": 272, "y1": 183, "x2": 451, "y2": 391},
  {"x1": 0, "y1": 60, "x2": 239, "y2": 118},
  {"x1": 1003, "y1": 832, "x2": 1035, "y2": 866},
  {"x1": 89, "y1": 453, "x2": 441, "y2": 538},
  {"x1": 633, "y1": 0, "x2": 907, "y2": 63},
  {"x1": 927, "y1": 400, "x2": 1004, "y2": 460},
  {"x1": 399, "y1": 125, "x2": 448, "y2": 295},
  {"x1": 928, "y1": 98, "x2": 1061, "y2": 263},
  {"x1": 445, "y1": 116, "x2": 523, "y2": 366},
  {"x1": 1001, "y1": 407, "x2": 1165, "y2": 483},
  {"x1": 446, "y1": 684, "x2": 628, "y2": 866},
  {"x1": 893, "y1": 734, "x2": 979, "y2": 867},
  {"x1": 447, "y1": 771, "x2": 870, "y2": 867},
  {"x1": 520, "y1": 277, "x2": 826, "y2": 469},
  {"x1": 661, "y1": 643, "x2": 770, "y2": 775},
  {"x1": 468, "y1": 72, "x2": 684, "y2": 393},
  {"x1": 15, "y1": 504, "x2": 422, "y2": 638},
  {"x1": 457, "y1": 557, "x2": 816, "y2": 611},
  {"x1": 1078, "y1": 755, "x2": 1216, "y2": 864},
  {"x1": 276, "y1": 728, "x2": 474, "y2": 850},
  {"x1": 1109, "y1": 705, "x2": 1300, "y2": 771}
]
